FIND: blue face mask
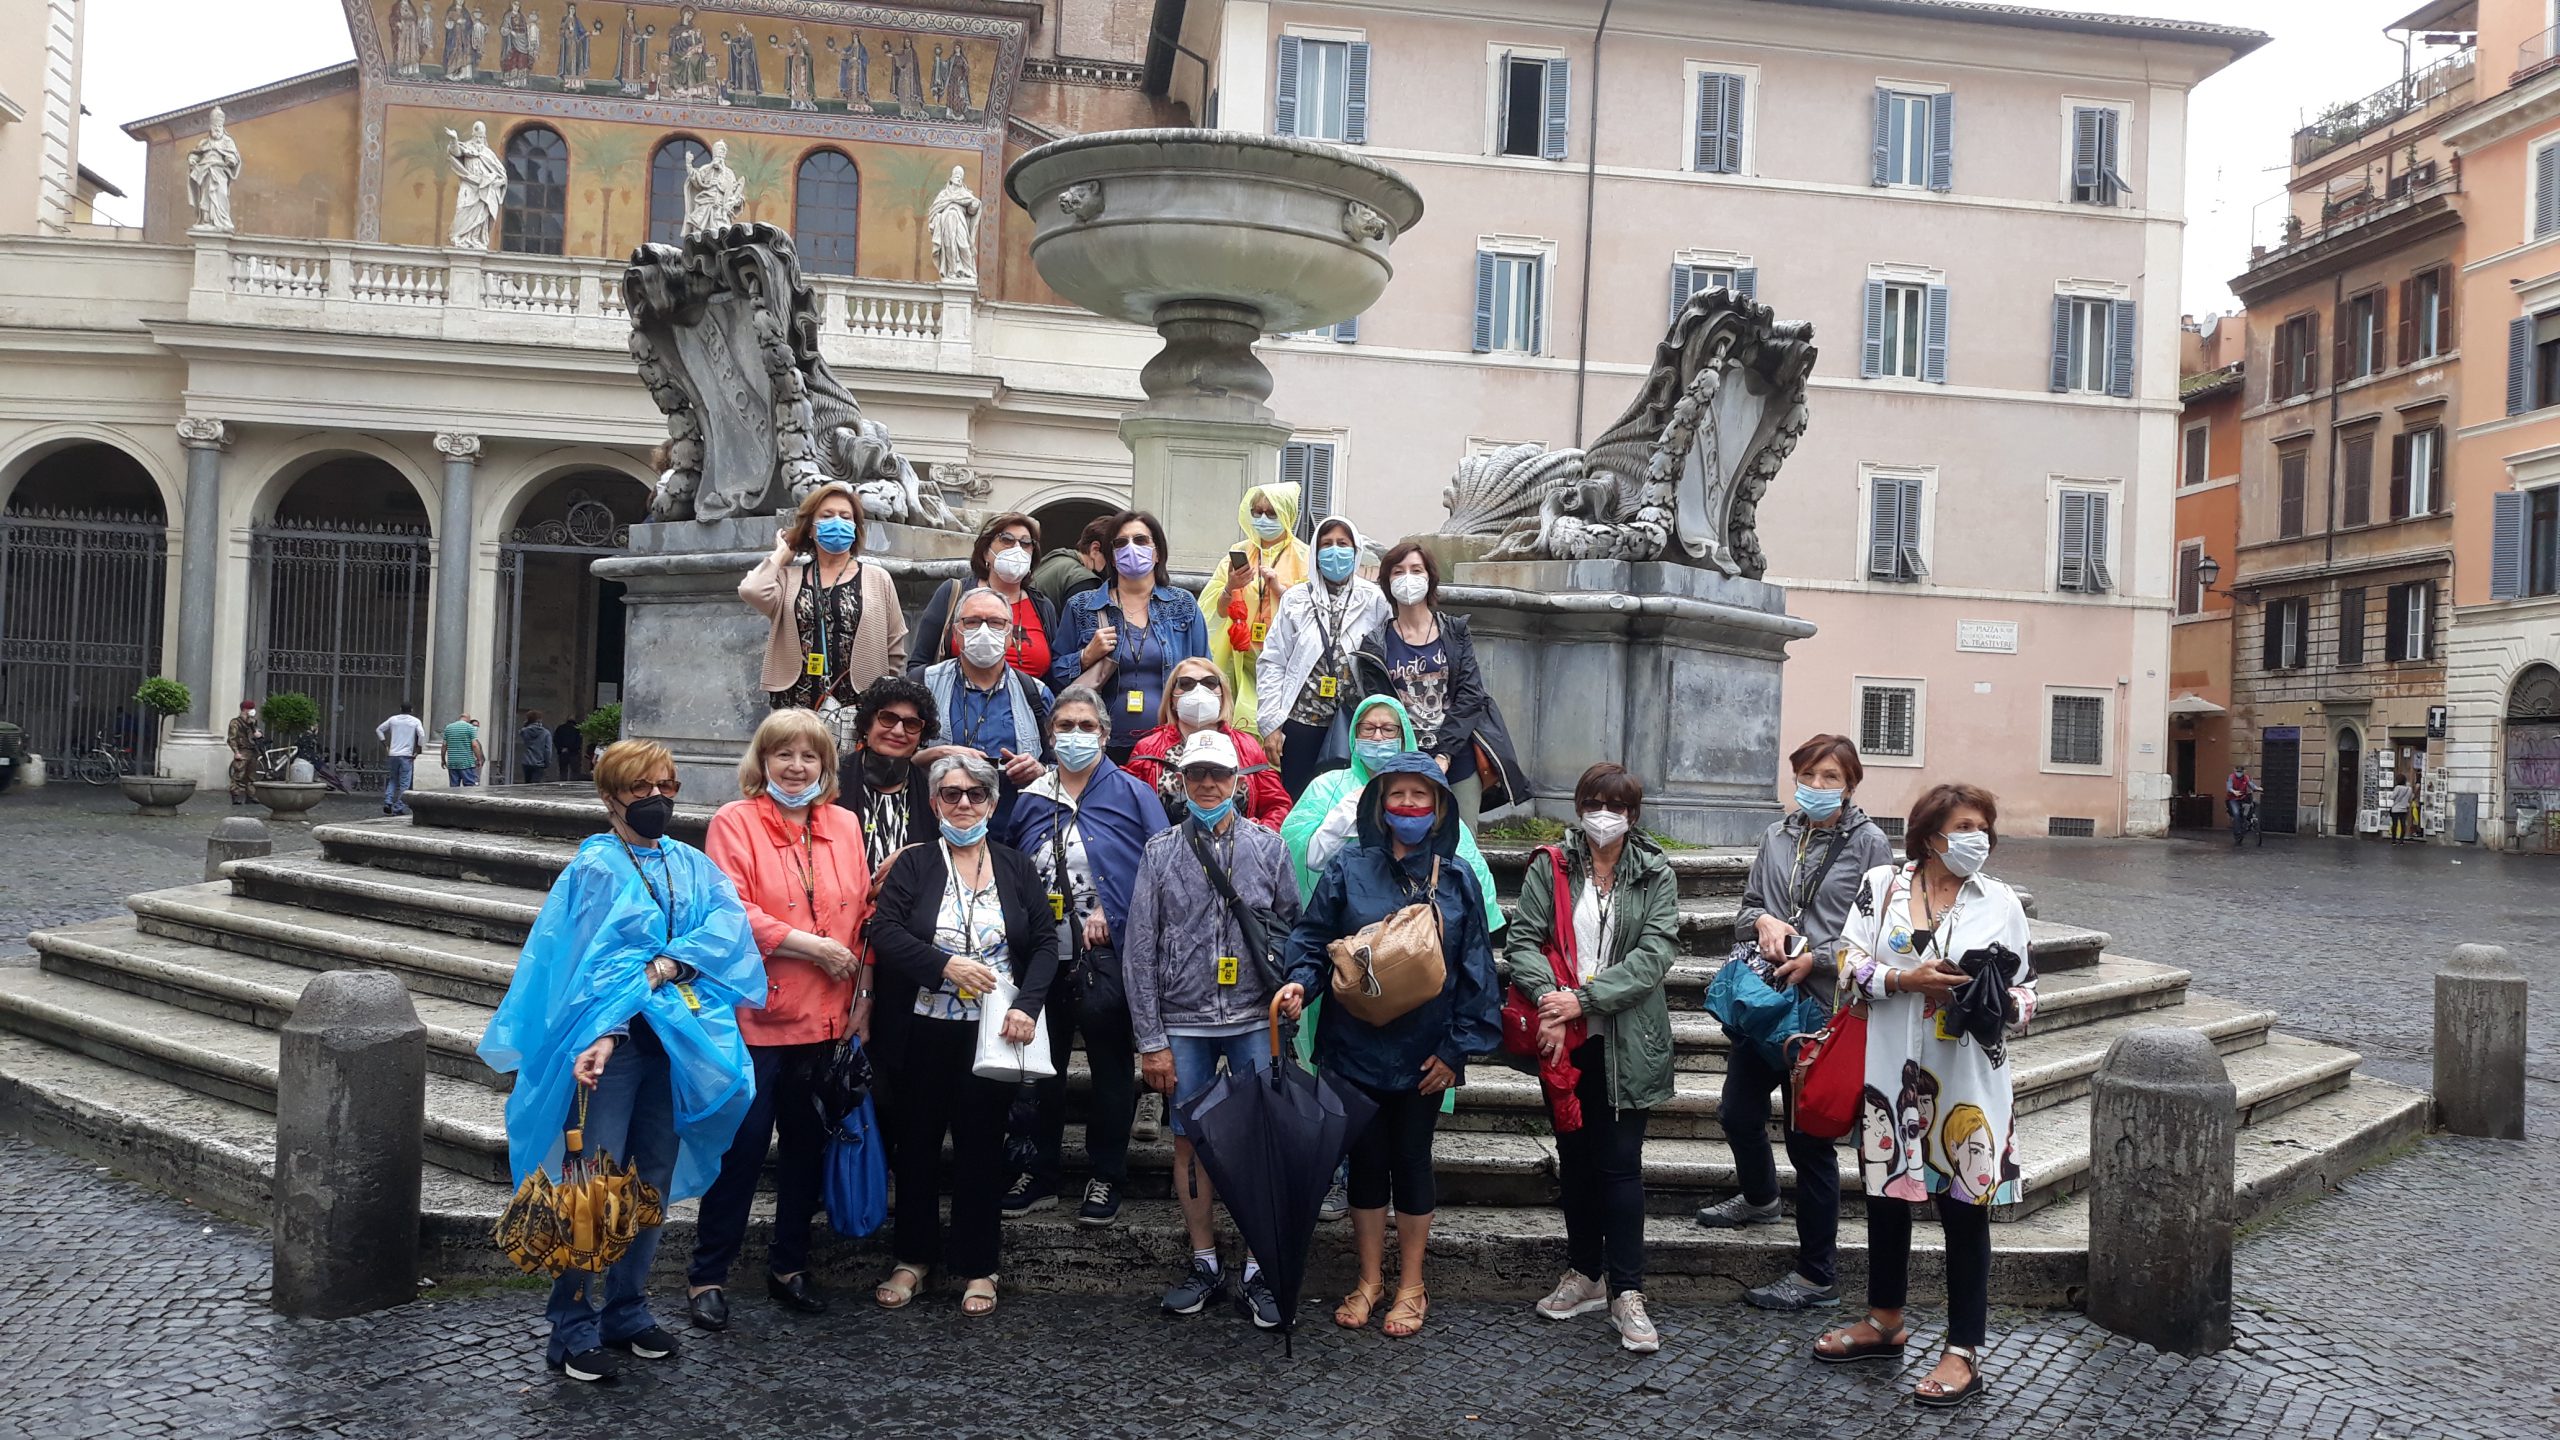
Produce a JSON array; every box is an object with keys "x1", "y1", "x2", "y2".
[
  {"x1": 1053, "y1": 731, "x2": 1102, "y2": 772},
  {"x1": 1355, "y1": 739, "x2": 1403, "y2": 772},
  {"x1": 1186, "y1": 794, "x2": 1237, "y2": 828},
  {"x1": 1795, "y1": 783, "x2": 1844, "y2": 820},
  {"x1": 768, "y1": 777, "x2": 826, "y2": 809},
  {"x1": 1249, "y1": 513, "x2": 1284, "y2": 543},
  {"x1": 813, "y1": 516, "x2": 858, "y2": 554},
  {"x1": 1316, "y1": 545, "x2": 1357, "y2": 583},
  {"x1": 1383, "y1": 807, "x2": 1438, "y2": 846},
  {"x1": 940, "y1": 818, "x2": 989, "y2": 847}
]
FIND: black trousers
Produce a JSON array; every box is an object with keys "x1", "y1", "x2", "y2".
[
  {"x1": 688, "y1": 1040, "x2": 831, "y2": 1287},
  {"x1": 1277, "y1": 718, "x2": 1344, "y2": 797},
  {"x1": 1718, "y1": 1038, "x2": 1842, "y2": 1288},
  {"x1": 1865, "y1": 1193, "x2": 1993, "y2": 1348},
  {"x1": 1026, "y1": 967, "x2": 1137, "y2": 1186},
  {"x1": 1346, "y1": 1082, "x2": 1442, "y2": 1216},
  {"x1": 891, "y1": 1015, "x2": 1014, "y2": 1281},
  {"x1": 1555, "y1": 1041, "x2": 1649, "y2": 1293}
]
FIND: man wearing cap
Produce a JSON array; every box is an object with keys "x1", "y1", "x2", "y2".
[{"x1": 1120, "y1": 728, "x2": 1301, "y2": 1329}]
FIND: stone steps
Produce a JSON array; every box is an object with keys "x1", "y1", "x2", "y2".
[{"x1": 127, "y1": 884, "x2": 520, "y2": 1009}]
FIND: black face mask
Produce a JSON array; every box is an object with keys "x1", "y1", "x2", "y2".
[
  {"x1": 862, "y1": 751, "x2": 910, "y2": 789},
  {"x1": 622, "y1": 794, "x2": 676, "y2": 841}
]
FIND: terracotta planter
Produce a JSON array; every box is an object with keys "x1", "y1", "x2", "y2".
[
  {"x1": 252, "y1": 780, "x2": 330, "y2": 817},
  {"x1": 119, "y1": 774, "x2": 199, "y2": 816}
]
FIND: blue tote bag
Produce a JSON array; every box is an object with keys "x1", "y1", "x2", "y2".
[
  {"x1": 1705, "y1": 944, "x2": 1829, "y2": 1072},
  {"x1": 823, "y1": 1095, "x2": 888, "y2": 1239}
]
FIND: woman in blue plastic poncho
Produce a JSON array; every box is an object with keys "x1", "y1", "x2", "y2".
[{"x1": 478, "y1": 739, "x2": 766, "y2": 1384}]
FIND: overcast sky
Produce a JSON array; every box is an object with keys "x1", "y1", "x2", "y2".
[{"x1": 76, "y1": 0, "x2": 2418, "y2": 314}]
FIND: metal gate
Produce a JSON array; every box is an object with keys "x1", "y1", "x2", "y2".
[
  {"x1": 494, "y1": 492, "x2": 628, "y2": 781},
  {"x1": 248, "y1": 518, "x2": 429, "y2": 789},
  {"x1": 0, "y1": 507, "x2": 168, "y2": 765},
  {"x1": 2260, "y1": 727, "x2": 2301, "y2": 834}
]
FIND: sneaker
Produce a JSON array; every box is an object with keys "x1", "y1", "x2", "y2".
[
  {"x1": 1131, "y1": 1092, "x2": 1165, "y2": 1142},
  {"x1": 1535, "y1": 1269, "x2": 1608, "y2": 1320},
  {"x1": 1076, "y1": 1178, "x2": 1122, "y2": 1228},
  {"x1": 1000, "y1": 1172, "x2": 1057, "y2": 1218},
  {"x1": 1161, "y1": 1256, "x2": 1224, "y2": 1316},
  {"x1": 551, "y1": 1347, "x2": 622, "y2": 1383},
  {"x1": 1610, "y1": 1291, "x2": 1661, "y2": 1353},
  {"x1": 1743, "y1": 1271, "x2": 1841, "y2": 1311},
  {"x1": 1319, "y1": 1181, "x2": 1349, "y2": 1222},
  {"x1": 1236, "y1": 1270, "x2": 1282, "y2": 1329},
  {"x1": 1693, "y1": 1193, "x2": 1783, "y2": 1229},
  {"x1": 608, "y1": 1326, "x2": 679, "y2": 1361}
]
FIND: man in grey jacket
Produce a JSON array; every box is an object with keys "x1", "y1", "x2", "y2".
[{"x1": 1122, "y1": 729, "x2": 1301, "y2": 1328}]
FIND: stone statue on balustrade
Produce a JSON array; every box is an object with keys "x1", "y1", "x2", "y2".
[
  {"x1": 681, "y1": 140, "x2": 746, "y2": 234},
  {"x1": 927, "y1": 167, "x2": 981, "y2": 286},
  {"x1": 624, "y1": 222, "x2": 965, "y2": 531},
  {"x1": 445, "y1": 121, "x2": 506, "y2": 249},
  {"x1": 187, "y1": 107, "x2": 242, "y2": 233},
  {"x1": 1437, "y1": 288, "x2": 1816, "y2": 579}
]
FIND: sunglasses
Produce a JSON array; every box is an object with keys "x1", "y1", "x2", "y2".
[
  {"x1": 872, "y1": 712, "x2": 925, "y2": 735},
  {"x1": 937, "y1": 786, "x2": 993, "y2": 806},
  {"x1": 623, "y1": 778, "x2": 682, "y2": 798},
  {"x1": 1054, "y1": 718, "x2": 1103, "y2": 735},
  {"x1": 1182, "y1": 768, "x2": 1238, "y2": 784},
  {"x1": 987, "y1": 533, "x2": 1035, "y2": 551},
  {"x1": 1172, "y1": 675, "x2": 1221, "y2": 694},
  {"x1": 1583, "y1": 801, "x2": 1632, "y2": 816}
]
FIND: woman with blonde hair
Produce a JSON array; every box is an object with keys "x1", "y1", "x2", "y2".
[
  {"x1": 742, "y1": 482, "x2": 909, "y2": 737},
  {"x1": 1195, "y1": 481, "x2": 1310, "y2": 734},
  {"x1": 1121, "y1": 656, "x2": 1289, "y2": 829},
  {"x1": 686, "y1": 708, "x2": 875, "y2": 1330}
]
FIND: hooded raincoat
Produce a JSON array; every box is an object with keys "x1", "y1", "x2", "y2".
[
  {"x1": 479, "y1": 834, "x2": 767, "y2": 1203},
  {"x1": 1279, "y1": 692, "x2": 1503, "y2": 933},
  {"x1": 1196, "y1": 482, "x2": 1311, "y2": 734}
]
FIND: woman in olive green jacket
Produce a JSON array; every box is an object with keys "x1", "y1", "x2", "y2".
[{"x1": 1502, "y1": 763, "x2": 1681, "y2": 1353}]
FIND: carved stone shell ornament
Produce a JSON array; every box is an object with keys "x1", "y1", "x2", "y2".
[
  {"x1": 1057, "y1": 182, "x2": 1105, "y2": 223},
  {"x1": 1342, "y1": 200, "x2": 1392, "y2": 244}
]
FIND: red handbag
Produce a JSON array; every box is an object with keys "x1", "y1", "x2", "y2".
[
  {"x1": 1500, "y1": 845, "x2": 1580, "y2": 1058},
  {"x1": 1789, "y1": 869, "x2": 1898, "y2": 1140}
]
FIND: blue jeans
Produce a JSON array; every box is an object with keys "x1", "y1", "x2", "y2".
[
  {"x1": 449, "y1": 766, "x2": 480, "y2": 787},
  {"x1": 383, "y1": 755, "x2": 415, "y2": 813},
  {"x1": 1718, "y1": 1037, "x2": 1840, "y2": 1288},
  {"x1": 544, "y1": 1023, "x2": 677, "y2": 1363},
  {"x1": 1165, "y1": 1030, "x2": 1268, "y2": 1138}
]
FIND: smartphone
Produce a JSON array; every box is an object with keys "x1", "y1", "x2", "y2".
[
  {"x1": 1228, "y1": 547, "x2": 1249, "y2": 574},
  {"x1": 1783, "y1": 934, "x2": 1811, "y2": 959}
]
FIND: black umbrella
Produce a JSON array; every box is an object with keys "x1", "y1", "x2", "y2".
[{"x1": 1173, "y1": 998, "x2": 1378, "y2": 1355}]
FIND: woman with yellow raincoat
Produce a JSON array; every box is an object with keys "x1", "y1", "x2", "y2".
[{"x1": 1196, "y1": 482, "x2": 1310, "y2": 736}]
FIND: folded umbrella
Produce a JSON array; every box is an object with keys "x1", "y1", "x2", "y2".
[
  {"x1": 1947, "y1": 942, "x2": 2028, "y2": 1058},
  {"x1": 1173, "y1": 997, "x2": 1380, "y2": 1356}
]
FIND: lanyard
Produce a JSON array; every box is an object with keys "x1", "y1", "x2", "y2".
[
  {"x1": 954, "y1": 674, "x2": 1013, "y2": 755},
  {"x1": 621, "y1": 841, "x2": 674, "y2": 942},
  {"x1": 782, "y1": 816, "x2": 819, "y2": 924},
  {"x1": 940, "y1": 841, "x2": 994, "y2": 963},
  {"x1": 1113, "y1": 589, "x2": 1157, "y2": 673}
]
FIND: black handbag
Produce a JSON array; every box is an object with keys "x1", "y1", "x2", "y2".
[
  {"x1": 1188, "y1": 826, "x2": 1287, "y2": 994},
  {"x1": 1947, "y1": 942, "x2": 2027, "y2": 1060},
  {"x1": 814, "y1": 1034, "x2": 876, "y2": 1129}
]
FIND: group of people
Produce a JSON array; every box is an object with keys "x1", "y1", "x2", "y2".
[{"x1": 475, "y1": 480, "x2": 2039, "y2": 1411}]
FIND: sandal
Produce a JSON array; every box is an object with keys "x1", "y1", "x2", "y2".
[
  {"x1": 1334, "y1": 1277, "x2": 1387, "y2": 1330},
  {"x1": 873, "y1": 1264, "x2": 928, "y2": 1310},
  {"x1": 1914, "y1": 1345, "x2": 1985, "y2": 1408},
  {"x1": 962, "y1": 1275, "x2": 999, "y2": 1318},
  {"x1": 1382, "y1": 1284, "x2": 1429, "y2": 1338},
  {"x1": 1812, "y1": 1312, "x2": 1911, "y2": 1364}
]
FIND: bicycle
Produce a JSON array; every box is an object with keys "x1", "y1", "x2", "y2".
[
  {"x1": 2229, "y1": 795, "x2": 2264, "y2": 847},
  {"x1": 68, "y1": 732, "x2": 133, "y2": 786}
]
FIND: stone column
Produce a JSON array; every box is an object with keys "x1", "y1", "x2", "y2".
[
  {"x1": 2436, "y1": 944, "x2": 2527, "y2": 1139},
  {"x1": 172, "y1": 418, "x2": 230, "y2": 732},
  {"x1": 2085, "y1": 1027, "x2": 2236, "y2": 1356},
  {"x1": 272, "y1": 970, "x2": 425, "y2": 1318},
  {"x1": 430, "y1": 433, "x2": 481, "y2": 726}
]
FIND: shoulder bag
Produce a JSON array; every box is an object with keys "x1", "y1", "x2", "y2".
[
  {"x1": 1787, "y1": 867, "x2": 1897, "y2": 1140},
  {"x1": 1499, "y1": 844, "x2": 1577, "y2": 1058},
  {"x1": 1189, "y1": 826, "x2": 1287, "y2": 994},
  {"x1": 1327, "y1": 855, "x2": 1447, "y2": 1026}
]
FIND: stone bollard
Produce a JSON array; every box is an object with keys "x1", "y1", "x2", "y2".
[
  {"x1": 272, "y1": 970, "x2": 426, "y2": 1319},
  {"x1": 2436, "y1": 944, "x2": 2527, "y2": 1140},
  {"x1": 204, "y1": 815, "x2": 273, "y2": 881},
  {"x1": 2085, "y1": 1027, "x2": 2236, "y2": 1356}
]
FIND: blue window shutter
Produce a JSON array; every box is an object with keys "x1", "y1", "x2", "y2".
[
  {"x1": 1333, "y1": 312, "x2": 1359, "y2": 344},
  {"x1": 1528, "y1": 255, "x2": 1546, "y2": 355},
  {"x1": 1899, "y1": 478, "x2": 1929, "y2": 578},
  {"x1": 1923, "y1": 284, "x2": 1949, "y2": 384},
  {"x1": 1870, "y1": 89, "x2": 1892, "y2": 186},
  {"x1": 2108, "y1": 298, "x2": 2137, "y2": 398},
  {"x1": 2057, "y1": 490, "x2": 2089, "y2": 591},
  {"x1": 1695, "y1": 71, "x2": 1722, "y2": 172},
  {"x1": 2536, "y1": 144, "x2": 2560, "y2": 237},
  {"x1": 2513, "y1": 315, "x2": 2537, "y2": 415},
  {"x1": 1736, "y1": 265, "x2": 1757, "y2": 301},
  {"x1": 2071, "y1": 106, "x2": 2101, "y2": 192},
  {"x1": 1719, "y1": 74, "x2": 1745, "y2": 174},
  {"x1": 2098, "y1": 107, "x2": 2129, "y2": 201},
  {"x1": 1344, "y1": 41, "x2": 1371, "y2": 145},
  {"x1": 1670, "y1": 264, "x2": 1697, "y2": 323},
  {"x1": 2050, "y1": 295, "x2": 2074, "y2": 392},
  {"x1": 1868, "y1": 478, "x2": 1902, "y2": 578},
  {"x1": 1929, "y1": 91, "x2": 1954, "y2": 191},
  {"x1": 1303, "y1": 443, "x2": 1336, "y2": 518},
  {"x1": 1281, "y1": 441, "x2": 1310, "y2": 490},
  {"x1": 1472, "y1": 250, "x2": 1496, "y2": 353},
  {"x1": 1861, "y1": 280, "x2": 1886, "y2": 378},
  {"x1": 1274, "y1": 36, "x2": 1301, "y2": 137},
  {"x1": 1543, "y1": 57, "x2": 1570, "y2": 162},
  {"x1": 2086, "y1": 493, "x2": 2113, "y2": 591},
  {"x1": 2491, "y1": 491, "x2": 2529, "y2": 600}
]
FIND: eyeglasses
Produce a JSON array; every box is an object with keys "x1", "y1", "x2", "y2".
[
  {"x1": 988, "y1": 533, "x2": 1035, "y2": 552},
  {"x1": 1172, "y1": 675, "x2": 1221, "y2": 694},
  {"x1": 937, "y1": 786, "x2": 993, "y2": 806},
  {"x1": 957, "y1": 616, "x2": 1012, "y2": 634},
  {"x1": 872, "y1": 712, "x2": 925, "y2": 735},
  {"x1": 1182, "y1": 768, "x2": 1238, "y2": 784},
  {"x1": 624, "y1": 778, "x2": 682, "y2": 798},
  {"x1": 1583, "y1": 801, "x2": 1631, "y2": 816},
  {"x1": 1353, "y1": 723, "x2": 1402, "y2": 740},
  {"x1": 1054, "y1": 718, "x2": 1103, "y2": 735}
]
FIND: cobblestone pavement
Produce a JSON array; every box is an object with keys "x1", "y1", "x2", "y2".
[
  {"x1": 2, "y1": 803, "x2": 2555, "y2": 1437},
  {"x1": 0, "y1": 783, "x2": 347, "y2": 953}
]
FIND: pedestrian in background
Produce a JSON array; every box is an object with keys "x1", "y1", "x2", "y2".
[
  {"x1": 1123, "y1": 657, "x2": 1289, "y2": 830},
  {"x1": 553, "y1": 714, "x2": 586, "y2": 781},
  {"x1": 908, "y1": 511, "x2": 1059, "y2": 683},
  {"x1": 1195, "y1": 482, "x2": 1309, "y2": 736},
  {"x1": 376, "y1": 700, "x2": 426, "y2": 814},
  {"x1": 442, "y1": 712, "x2": 484, "y2": 788},
  {"x1": 1049, "y1": 510, "x2": 1208, "y2": 761},
  {"x1": 742, "y1": 480, "x2": 908, "y2": 746},
  {"x1": 516, "y1": 709, "x2": 553, "y2": 786},
  {"x1": 1356, "y1": 543, "x2": 1521, "y2": 832},
  {"x1": 1814, "y1": 782, "x2": 2036, "y2": 1410},
  {"x1": 1276, "y1": 752, "x2": 1501, "y2": 1340},
  {"x1": 2388, "y1": 773, "x2": 2414, "y2": 843},
  {"x1": 1257, "y1": 514, "x2": 1389, "y2": 796},
  {"x1": 1028, "y1": 515, "x2": 1110, "y2": 621},
  {"x1": 1702, "y1": 734, "x2": 1894, "y2": 1313},
  {"x1": 1507, "y1": 763, "x2": 1681, "y2": 1353},
  {"x1": 225, "y1": 699, "x2": 262, "y2": 805}
]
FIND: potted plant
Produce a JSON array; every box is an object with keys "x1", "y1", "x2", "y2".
[
  {"x1": 575, "y1": 704, "x2": 622, "y2": 771},
  {"x1": 250, "y1": 690, "x2": 330, "y2": 818},
  {"x1": 119, "y1": 677, "x2": 199, "y2": 815}
]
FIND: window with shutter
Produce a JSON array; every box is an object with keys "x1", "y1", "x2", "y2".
[
  {"x1": 2054, "y1": 296, "x2": 2114, "y2": 393},
  {"x1": 2428, "y1": 267, "x2": 2451, "y2": 358},
  {"x1": 2261, "y1": 602, "x2": 2283, "y2": 671},
  {"x1": 2278, "y1": 448, "x2": 2307, "y2": 539},
  {"x1": 2085, "y1": 493, "x2": 2113, "y2": 591},
  {"x1": 1471, "y1": 250, "x2": 1497, "y2": 353},
  {"x1": 1929, "y1": 91, "x2": 1954, "y2": 192},
  {"x1": 1274, "y1": 36, "x2": 1302, "y2": 137},
  {"x1": 2048, "y1": 694, "x2": 2106, "y2": 767},
  {"x1": 2069, "y1": 105, "x2": 2127, "y2": 205},
  {"x1": 2338, "y1": 587, "x2": 2365, "y2": 665},
  {"x1": 1867, "y1": 476, "x2": 1903, "y2": 579},
  {"x1": 2048, "y1": 295, "x2": 2073, "y2": 392},
  {"x1": 2342, "y1": 432, "x2": 2372, "y2": 527},
  {"x1": 2410, "y1": 427, "x2": 2439, "y2": 515},
  {"x1": 1862, "y1": 280, "x2": 1888, "y2": 378},
  {"x1": 1280, "y1": 38, "x2": 1360, "y2": 142},
  {"x1": 2388, "y1": 432, "x2": 2412, "y2": 520},
  {"x1": 1691, "y1": 70, "x2": 1746, "y2": 174},
  {"x1": 2280, "y1": 599, "x2": 2306, "y2": 668},
  {"x1": 1897, "y1": 478, "x2": 1929, "y2": 581},
  {"x1": 2183, "y1": 423, "x2": 2209, "y2": 487},
  {"x1": 2397, "y1": 277, "x2": 2418, "y2": 367},
  {"x1": 2510, "y1": 315, "x2": 2535, "y2": 416},
  {"x1": 1858, "y1": 684, "x2": 1917, "y2": 758},
  {"x1": 2386, "y1": 582, "x2": 2415, "y2": 662},
  {"x1": 2489, "y1": 490, "x2": 2529, "y2": 600},
  {"x1": 2108, "y1": 299, "x2": 2136, "y2": 397},
  {"x1": 2056, "y1": 490, "x2": 2089, "y2": 591},
  {"x1": 1542, "y1": 56, "x2": 1570, "y2": 162},
  {"x1": 1343, "y1": 41, "x2": 1370, "y2": 145},
  {"x1": 2535, "y1": 140, "x2": 2560, "y2": 239},
  {"x1": 1286, "y1": 441, "x2": 1338, "y2": 528},
  {"x1": 1876, "y1": 90, "x2": 1932, "y2": 187},
  {"x1": 1497, "y1": 53, "x2": 1544, "y2": 157},
  {"x1": 1478, "y1": 249, "x2": 1546, "y2": 355},
  {"x1": 1923, "y1": 284, "x2": 1950, "y2": 384},
  {"x1": 1868, "y1": 282, "x2": 1925, "y2": 379},
  {"x1": 2176, "y1": 543, "x2": 2203, "y2": 616}
]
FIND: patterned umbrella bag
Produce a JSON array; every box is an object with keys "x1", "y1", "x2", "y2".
[{"x1": 491, "y1": 1169, "x2": 571, "y2": 1277}]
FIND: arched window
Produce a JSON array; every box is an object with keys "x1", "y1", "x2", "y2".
[
  {"x1": 793, "y1": 149, "x2": 859, "y2": 276},
  {"x1": 648, "y1": 137, "x2": 709, "y2": 245},
  {"x1": 501, "y1": 125, "x2": 569, "y2": 256}
]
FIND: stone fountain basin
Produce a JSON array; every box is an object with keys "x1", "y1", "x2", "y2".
[{"x1": 1006, "y1": 129, "x2": 1424, "y2": 338}]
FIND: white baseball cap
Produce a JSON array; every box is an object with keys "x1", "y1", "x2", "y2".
[{"x1": 1171, "y1": 729, "x2": 1240, "y2": 773}]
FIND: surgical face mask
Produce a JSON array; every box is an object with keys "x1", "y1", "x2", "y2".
[
  {"x1": 1383, "y1": 803, "x2": 1438, "y2": 846},
  {"x1": 1389, "y1": 573, "x2": 1429, "y2": 607},
  {"x1": 1249, "y1": 513, "x2": 1284, "y2": 543},
  {"x1": 1186, "y1": 793, "x2": 1237, "y2": 828},
  {"x1": 1795, "y1": 783, "x2": 1844, "y2": 821},
  {"x1": 813, "y1": 516, "x2": 858, "y2": 554},
  {"x1": 1579, "y1": 810, "x2": 1629, "y2": 846},
  {"x1": 960, "y1": 625, "x2": 1010, "y2": 670},
  {"x1": 1939, "y1": 829, "x2": 1992, "y2": 877},
  {"x1": 1316, "y1": 545, "x2": 1357, "y2": 583},
  {"x1": 1355, "y1": 738, "x2": 1403, "y2": 772},
  {"x1": 767, "y1": 777, "x2": 826, "y2": 809},
  {"x1": 990, "y1": 547, "x2": 1033, "y2": 584},
  {"x1": 940, "y1": 817, "x2": 990, "y2": 848},
  {"x1": 1053, "y1": 731, "x2": 1102, "y2": 773},
  {"x1": 1114, "y1": 540, "x2": 1155, "y2": 577},
  {"x1": 1175, "y1": 688, "x2": 1221, "y2": 727},
  {"x1": 622, "y1": 794, "x2": 676, "y2": 842}
]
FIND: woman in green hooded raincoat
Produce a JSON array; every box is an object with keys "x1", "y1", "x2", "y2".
[{"x1": 1195, "y1": 482, "x2": 1309, "y2": 735}]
